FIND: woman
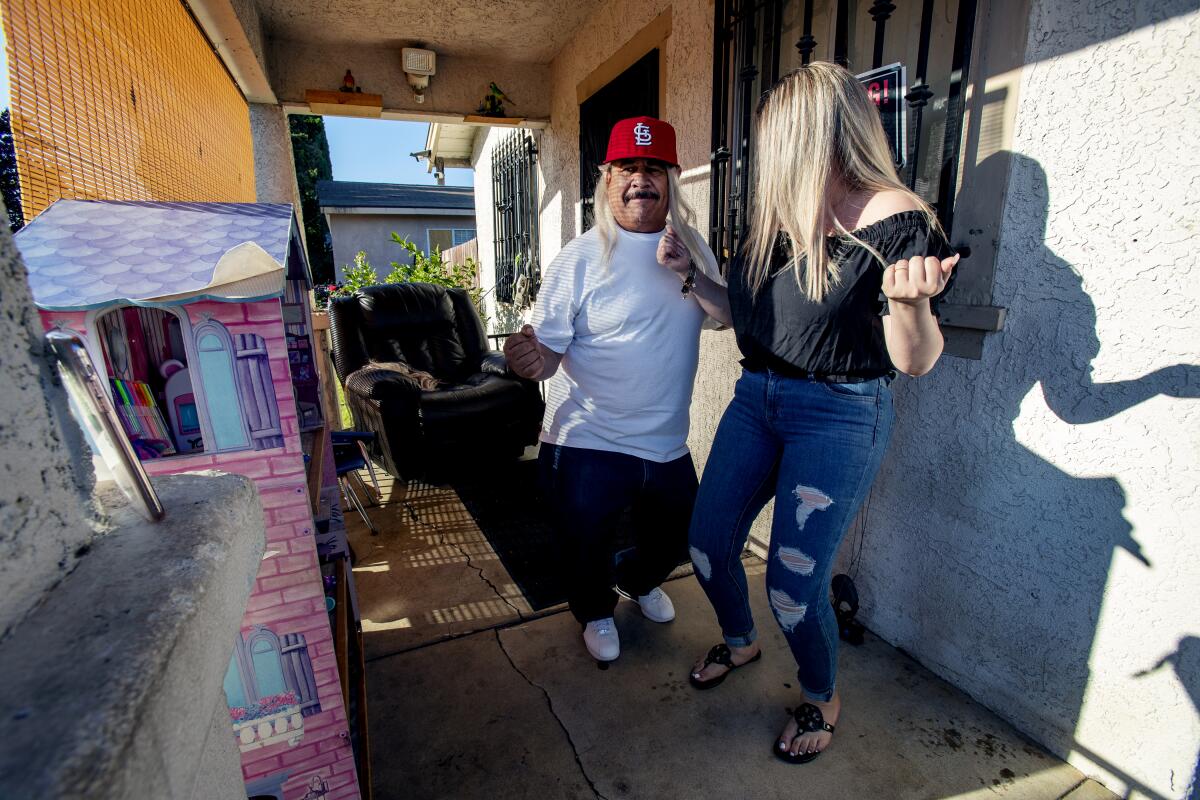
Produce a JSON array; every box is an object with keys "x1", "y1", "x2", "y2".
[{"x1": 685, "y1": 62, "x2": 959, "y2": 764}]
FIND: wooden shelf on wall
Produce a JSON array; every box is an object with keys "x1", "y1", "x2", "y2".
[
  {"x1": 462, "y1": 114, "x2": 525, "y2": 125},
  {"x1": 305, "y1": 89, "x2": 383, "y2": 118}
]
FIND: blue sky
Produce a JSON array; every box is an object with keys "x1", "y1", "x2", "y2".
[{"x1": 323, "y1": 117, "x2": 473, "y2": 187}]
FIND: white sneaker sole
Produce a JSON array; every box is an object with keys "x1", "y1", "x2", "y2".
[
  {"x1": 640, "y1": 608, "x2": 674, "y2": 624},
  {"x1": 615, "y1": 586, "x2": 675, "y2": 623},
  {"x1": 586, "y1": 645, "x2": 620, "y2": 662}
]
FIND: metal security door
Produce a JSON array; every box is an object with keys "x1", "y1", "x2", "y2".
[{"x1": 709, "y1": 0, "x2": 980, "y2": 269}]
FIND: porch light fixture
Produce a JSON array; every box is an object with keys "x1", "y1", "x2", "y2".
[{"x1": 402, "y1": 47, "x2": 437, "y2": 103}]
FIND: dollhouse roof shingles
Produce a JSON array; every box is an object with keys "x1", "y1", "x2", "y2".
[{"x1": 15, "y1": 200, "x2": 308, "y2": 311}]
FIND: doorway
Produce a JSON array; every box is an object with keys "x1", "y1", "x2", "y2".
[{"x1": 578, "y1": 48, "x2": 659, "y2": 230}]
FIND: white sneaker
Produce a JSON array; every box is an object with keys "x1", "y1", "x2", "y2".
[
  {"x1": 633, "y1": 586, "x2": 675, "y2": 623},
  {"x1": 583, "y1": 617, "x2": 620, "y2": 661}
]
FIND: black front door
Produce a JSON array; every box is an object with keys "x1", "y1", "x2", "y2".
[{"x1": 579, "y1": 49, "x2": 659, "y2": 231}]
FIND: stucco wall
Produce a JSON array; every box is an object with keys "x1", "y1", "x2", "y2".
[
  {"x1": 249, "y1": 103, "x2": 303, "y2": 211},
  {"x1": 0, "y1": 201, "x2": 96, "y2": 641},
  {"x1": 326, "y1": 213, "x2": 477, "y2": 282},
  {"x1": 837, "y1": 6, "x2": 1200, "y2": 799},
  {"x1": 268, "y1": 42, "x2": 551, "y2": 121}
]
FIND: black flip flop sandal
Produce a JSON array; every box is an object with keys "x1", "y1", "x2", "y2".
[
  {"x1": 774, "y1": 703, "x2": 836, "y2": 764},
  {"x1": 688, "y1": 643, "x2": 762, "y2": 690}
]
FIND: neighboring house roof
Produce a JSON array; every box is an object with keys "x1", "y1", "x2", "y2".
[
  {"x1": 316, "y1": 181, "x2": 475, "y2": 215},
  {"x1": 16, "y1": 200, "x2": 306, "y2": 311}
]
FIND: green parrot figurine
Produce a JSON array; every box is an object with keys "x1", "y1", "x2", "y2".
[
  {"x1": 489, "y1": 82, "x2": 515, "y2": 106},
  {"x1": 477, "y1": 83, "x2": 516, "y2": 117}
]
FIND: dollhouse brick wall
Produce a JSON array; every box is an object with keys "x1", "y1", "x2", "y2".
[{"x1": 38, "y1": 299, "x2": 360, "y2": 799}]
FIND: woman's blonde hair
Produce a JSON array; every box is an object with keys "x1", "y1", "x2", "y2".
[
  {"x1": 745, "y1": 61, "x2": 937, "y2": 301},
  {"x1": 592, "y1": 164, "x2": 707, "y2": 271}
]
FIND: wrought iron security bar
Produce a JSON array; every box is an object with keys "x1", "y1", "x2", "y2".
[
  {"x1": 492, "y1": 129, "x2": 541, "y2": 305},
  {"x1": 709, "y1": 0, "x2": 979, "y2": 272}
]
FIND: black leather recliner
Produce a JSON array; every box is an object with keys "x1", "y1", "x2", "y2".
[{"x1": 328, "y1": 283, "x2": 543, "y2": 480}]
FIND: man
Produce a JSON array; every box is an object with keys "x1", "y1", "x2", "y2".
[{"x1": 504, "y1": 116, "x2": 730, "y2": 661}]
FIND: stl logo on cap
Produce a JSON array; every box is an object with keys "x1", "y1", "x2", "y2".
[{"x1": 604, "y1": 116, "x2": 679, "y2": 166}]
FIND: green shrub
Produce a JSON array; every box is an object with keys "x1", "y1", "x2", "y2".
[{"x1": 329, "y1": 237, "x2": 488, "y2": 328}]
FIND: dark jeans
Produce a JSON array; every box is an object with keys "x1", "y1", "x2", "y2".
[
  {"x1": 688, "y1": 368, "x2": 894, "y2": 701},
  {"x1": 538, "y1": 443, "x2": 699, "y2": 624}
]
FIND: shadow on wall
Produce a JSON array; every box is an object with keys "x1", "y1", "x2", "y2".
[
  {"x1": 1134, "y1": 637, "x2": 1200, "y2": 798},
  {"x1": 1023, "y1": 1, "x2": 1197, "y2": 68},
  {"x1": 855, "y1": 151, "x2": 1198, "y2": 799}
]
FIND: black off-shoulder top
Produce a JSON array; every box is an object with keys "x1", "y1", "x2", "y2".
[{"x1": 728, "y1": 210, "x2": 955, "y2": 378}]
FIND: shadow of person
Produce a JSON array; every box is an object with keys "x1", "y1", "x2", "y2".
[
  {"x1": 860, "y1": 151, "x2": 1199, "y2": 794},
  {"x1": 1135, "y1": 637, "x2": 1200, "y2": 798}
]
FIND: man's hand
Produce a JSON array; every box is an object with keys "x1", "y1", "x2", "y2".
[
  {"x1": 882, "y1": 253, "x2": 960, "y2": 306},
  {"x1": 503, "y1": 325, "x2": 546, "y2": 380},
  {"x1": 656, "y1": 225, "x2": 691, "y2": 276}
]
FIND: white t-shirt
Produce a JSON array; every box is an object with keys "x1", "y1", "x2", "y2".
[{"x1": 531, "y1": 224, "x2": 723, "y2": 463}]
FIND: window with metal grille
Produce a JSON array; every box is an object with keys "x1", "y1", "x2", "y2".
[
  {"x1": 491, "y1": 130, "x2": 541, "y2": 305},
  {"x1": 710, "y1": 0, "x2": 1003, "y2": 357}
]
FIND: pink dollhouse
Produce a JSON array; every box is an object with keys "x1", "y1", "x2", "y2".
[{"x1": 18, "y1": 200, "x2": 362, "y2": 800}]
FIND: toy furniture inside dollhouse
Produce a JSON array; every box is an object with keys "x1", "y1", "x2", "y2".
[
  {"x1": 15, "y1": 199, "x2": 325, "y2": 464},
  {"x1": 90, "y1": 291, "x2": 322, "y2": 461}
]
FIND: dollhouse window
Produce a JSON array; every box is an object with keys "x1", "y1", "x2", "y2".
[
  {"x1": 223, "y1": 657, "x2": 248, "y2": 709},
  {"x1": 225, "y1": 626, "x2": 321, "y2": 717},
  {"x1": 249, "y1": 634, "x2": 288, "y2": 697},
  {"x1": 194, "y1": 323, "x2": 252, "y2": 451}
]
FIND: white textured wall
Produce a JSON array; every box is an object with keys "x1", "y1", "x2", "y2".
[
  {"x1": 0, "y1": 201, "x2": 97, "y2": 641},
  {"x1": 840, "y1": 7, "x2": 1200, "y2": 799}
]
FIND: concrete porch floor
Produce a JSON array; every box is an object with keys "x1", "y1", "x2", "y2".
[{"x1": 343, "y1": 470, "x2": 1114, "y2": 800}]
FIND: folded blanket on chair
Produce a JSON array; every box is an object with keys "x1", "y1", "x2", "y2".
[{"x1": 365, "y1": 360, "x2": 443, "y2": 390}]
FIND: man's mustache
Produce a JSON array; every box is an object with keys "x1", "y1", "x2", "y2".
[{"x1": 624, "y1": 189, "x2": 660, "y2": 201}]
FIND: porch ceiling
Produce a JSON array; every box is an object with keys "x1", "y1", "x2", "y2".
[{"x1": 254, "y1": 0, "x2": 604, "y2": 63}]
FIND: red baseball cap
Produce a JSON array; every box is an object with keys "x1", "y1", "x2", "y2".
[{"x1": 604, "y1": 116, "x2": 678, "y2": 166}]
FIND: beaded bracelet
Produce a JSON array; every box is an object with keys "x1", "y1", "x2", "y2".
[{"x1": 680, "y1": 263, "x2": 697, "y2": 297}]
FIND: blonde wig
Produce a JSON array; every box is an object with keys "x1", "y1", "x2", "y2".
[
  {"x1": 745, "y1": 61, "x2": 938, "y2": 302},
  {"x1": 592, "y1": 164, "x2": 708, "y2": 272}
]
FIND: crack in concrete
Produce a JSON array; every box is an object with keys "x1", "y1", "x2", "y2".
[
  {"x1": 403, "y1": 500, "x2": 526, "y2": 621},
  {"x1": 1053, "y1": 778, "x2": 1088, "y2": 800},
  {"x1": 493, "y1": 629, "x2": 610, "y2": 800}
]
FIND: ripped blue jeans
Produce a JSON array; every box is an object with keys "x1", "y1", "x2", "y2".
[{"x1": 688, "y1": 368, "x2": 894, "y2": 701}]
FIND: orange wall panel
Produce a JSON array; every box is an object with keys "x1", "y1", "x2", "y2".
[{"x1": 0, "y1": 0, "x2": 255, "y2": 220}]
